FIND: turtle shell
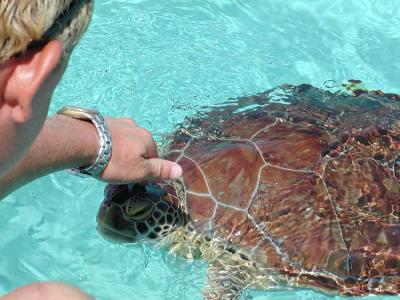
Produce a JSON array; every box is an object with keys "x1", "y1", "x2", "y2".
[{"x1": 163, "y1": 84, "x2": 400, "y2": 296}]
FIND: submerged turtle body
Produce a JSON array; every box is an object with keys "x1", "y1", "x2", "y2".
[{"x1": 97, "y1": 84, "x2": 400, "y2": 298}]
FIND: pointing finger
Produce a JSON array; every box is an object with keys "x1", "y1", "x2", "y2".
[{"x1": 144, "y1": 158, "x2": 182, "y2": 180}]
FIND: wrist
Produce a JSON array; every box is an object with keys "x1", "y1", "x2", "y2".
[
  {"x1": 50, "y1": 115, "x2": 98, "y2": 168},
  {"x1": 56, "y1": 106, "x2": 112, "y2": 177}
]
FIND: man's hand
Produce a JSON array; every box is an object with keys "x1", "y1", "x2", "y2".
[{"x1": 100, "y1": 118, "x2": 182, "y2": 183}]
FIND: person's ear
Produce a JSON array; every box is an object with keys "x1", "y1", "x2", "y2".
[{"x1": 2, "y1": 40, "x2": 63, "y2": 123}]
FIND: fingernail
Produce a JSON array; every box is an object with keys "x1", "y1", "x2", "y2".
[{"x1": 170, "y1": 164, "x2": 183, "y2": 179}]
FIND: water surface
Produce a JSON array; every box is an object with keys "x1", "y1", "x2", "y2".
[{"x1": 1, "y1": 0, "x2": 399, "y2": 299}]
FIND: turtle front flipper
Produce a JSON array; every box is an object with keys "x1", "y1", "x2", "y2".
[
  {"x1": 203, "y1": 259, "x2": 248, "y2": 300},
  {"x1": 203, "y1": 251, "x2": 288, "y2": 300}
]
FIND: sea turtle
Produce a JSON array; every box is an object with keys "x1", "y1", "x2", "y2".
[{"x1": 97, "y1": 84, "x2": 400, "y2": 299}]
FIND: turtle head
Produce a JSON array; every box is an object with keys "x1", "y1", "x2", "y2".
[{"x1": 96, "y1": 183, "x2": 187, "y2": 242}]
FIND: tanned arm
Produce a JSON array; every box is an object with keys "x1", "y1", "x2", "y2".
[
  {"x1": 0, "y1": 115, "x2": 97, "y2": 198},
  {"x1": 0, "y1": 115, "x2": 182, "y2": 199}
]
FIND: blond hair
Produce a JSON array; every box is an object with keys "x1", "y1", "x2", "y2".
[{"x1": 0, "y1": 0, "x2": 93, "y2": 64}]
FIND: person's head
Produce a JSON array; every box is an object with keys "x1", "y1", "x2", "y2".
[{"x1": 0, "y1": 0, "x2": 93, "y2": 176}]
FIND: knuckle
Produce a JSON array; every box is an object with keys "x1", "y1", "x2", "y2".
[
  {"x1": 150, "y1": 160, "x2": 165, "y2": 179},
  {"x1": 159, "y1": 163, "x2": 168, "y2": 178},
  {"x1": 139, "y1": 128, "x2": 153, "y2": 141},
  {"x1": 140, "y1": 160, "x2": 157, "y2": 179},
  {"x1": 120, "y1": 117, "x2": 137, "y2": 126},
  {"x1": 154, "y1": 162, "x2": 163, "y2": 178},
  {"x1": 137, "y1": 166, "x2": 149, "y2": 179}
]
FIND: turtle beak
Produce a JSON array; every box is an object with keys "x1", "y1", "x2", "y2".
[
  {"x1": 96, "y1": 224, "x2": 135, "y2": 243},
  {"x1": 96, "y1": 202, "x2": 136, "y2": 242}
]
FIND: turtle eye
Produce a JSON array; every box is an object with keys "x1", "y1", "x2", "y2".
[{"x1": 124, "y1": 196, "x2": 155, "y2": 221}]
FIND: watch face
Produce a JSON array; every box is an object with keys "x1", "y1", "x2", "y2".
[
  {"x1": 57, "y1": 106, "x2": 99, "y2": 120},
  {"x1": 60, "y1": 106, "x2": 98, "y2": 114}
]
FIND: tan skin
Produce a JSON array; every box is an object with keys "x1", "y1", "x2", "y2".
[{"x1": 0, "y1": 41, "x2": 182, "y2": 298}]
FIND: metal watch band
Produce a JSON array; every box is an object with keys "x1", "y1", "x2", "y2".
[
  {"x1": 70, "y1": 113, "x2": 112, "y2": 177},
  {"x1": 56, "y1": 106, "x2": 112, "y2": 178}
]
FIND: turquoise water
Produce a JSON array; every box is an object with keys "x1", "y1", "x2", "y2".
[{"x1": 1, "y1": 0, "x2": 399, "y2": 299}]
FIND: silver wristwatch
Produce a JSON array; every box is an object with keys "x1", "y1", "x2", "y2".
[{"x1": 57, "y1": 106, "x2": 112, "y2": 178}]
